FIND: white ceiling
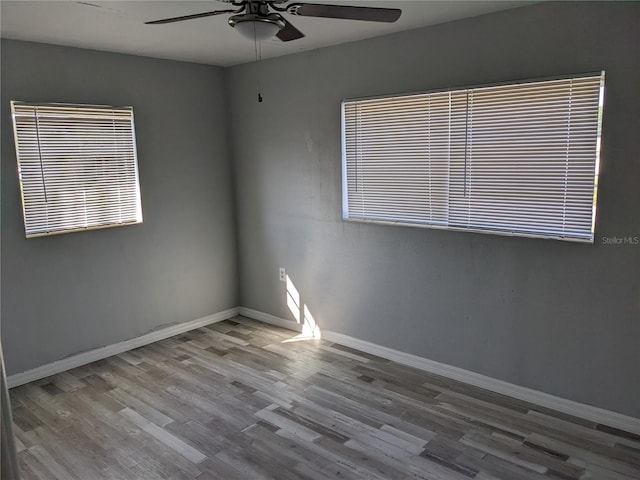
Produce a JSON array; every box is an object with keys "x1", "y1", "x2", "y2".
[{"x1": 0, "y1": 1, "x2": 533, "y2": 66}]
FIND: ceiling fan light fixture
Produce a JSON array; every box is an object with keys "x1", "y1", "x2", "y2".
[{"x1": 228, "y1": 13, "x2": 285, "y2": 41}]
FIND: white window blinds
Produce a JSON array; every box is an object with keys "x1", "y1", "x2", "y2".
[
  {"x1": 342, "y1": 73, "x2": 604, "y2": 242},
  {"x1": 11, "y1": 102, "x2": 143, "y2": 238}
]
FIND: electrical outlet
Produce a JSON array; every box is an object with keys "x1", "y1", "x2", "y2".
[{"x1": 279, "y1": 267, "x2": 286, "y2": 282}]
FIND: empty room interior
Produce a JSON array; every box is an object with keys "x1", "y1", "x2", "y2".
[{"x1": 1, "y1": 1, "x2": 639, "y2": 479}]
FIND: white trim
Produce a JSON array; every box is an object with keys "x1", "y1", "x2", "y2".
[
  {"x1": 7, "y1": 307, "x2": 239, "y2": 388},
  {"x1": 238, "y1": 307, "x2": 303, "y2": 333},
  {"x1": 239, "y1": 308, "x2": 640, "y2": 436}
]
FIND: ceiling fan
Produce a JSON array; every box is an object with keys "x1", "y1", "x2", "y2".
[{"x1": 145, "y1": 1, "x2": 402, "y2": 42}]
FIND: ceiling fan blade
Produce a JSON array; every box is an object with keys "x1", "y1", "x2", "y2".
[
  {"x1": 145, "y1": 9, "x2": 237, "y2": 25},
  {"x1": 288, "y1": 3, "x2": 401, "y2": 23},
  {"x1": 276, "y1": 19, "x2": 305, "y2": 42}
]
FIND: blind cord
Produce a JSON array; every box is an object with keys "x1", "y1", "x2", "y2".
[
  {"x1": 33, "y1": 108, "x2": 49, "y2": 203},
  {"x1": 464, "y1": 91, "x2": 469, "y2": 199}
]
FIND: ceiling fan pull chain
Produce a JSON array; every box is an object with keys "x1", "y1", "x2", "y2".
[
  {"x1": 254, "y1": 22, "x2": 263, "y2": 103},
  {"x1": 258, "y1": 41, "x2": 264, "y2": 102}
]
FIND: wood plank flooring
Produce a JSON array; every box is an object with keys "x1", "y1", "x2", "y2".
[{"x1": 9, "y1": 316, "x2": 640, "y2": 479}]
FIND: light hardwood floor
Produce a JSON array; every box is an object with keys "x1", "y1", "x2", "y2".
[{"x1": 9, "y1": 316, "x2": 640, "y2": 479}]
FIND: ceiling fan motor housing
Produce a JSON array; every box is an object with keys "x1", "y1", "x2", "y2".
[{"x1": 228, "y1": 12, "x2": 286, "y2": 40}]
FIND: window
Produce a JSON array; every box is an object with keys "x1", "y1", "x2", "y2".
[
  {"x1": 342, "y1": 73, "x2": 605, "y2": 242},
  {"x1": 11, "y1": 102, "x2": 143, "y2": 238}
]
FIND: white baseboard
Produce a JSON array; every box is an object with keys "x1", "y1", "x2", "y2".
[
  {"x1": 239, "y1": 308, "x2": 640, "y2": 436},
  {"x1": 7, "y1": 307, "x2": 239, "y2": 388},
  {"x1": 238, "y1": 307, "x2": 303, "y2": 333}
]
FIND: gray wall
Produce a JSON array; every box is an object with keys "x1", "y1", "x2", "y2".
[
  {"x1": 227, "y1": 2, "x2": 640, "y2": 417},
  {"x1": 1, "y1": 40, "x2": 238, "y2": 375}
]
